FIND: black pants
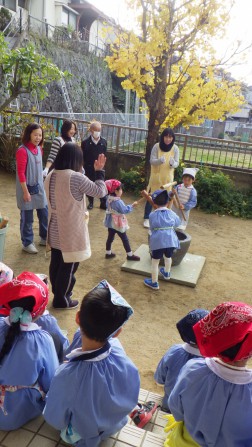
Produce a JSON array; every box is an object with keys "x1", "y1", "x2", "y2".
[
  {"x1": 87, "y1": 195, "x2": 107, "y2": 208},
  {"x1": 49, "y1": 248, "x2": 79, "y2": 308},
  {"x1": 106, "y1": 228, "x2": 131, "y2": 253}
]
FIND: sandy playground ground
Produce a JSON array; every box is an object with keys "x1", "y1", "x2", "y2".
[{"x1": 1, "y1": 168, "x2": 252, "y2": 390}]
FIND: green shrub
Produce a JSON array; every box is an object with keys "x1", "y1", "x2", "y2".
[
  {"x1": 120, "y1": 160, "x2": 146, "y2": 194},
  {"x1": 121, "y1": 160, "x2": 252, "y2": 218}
]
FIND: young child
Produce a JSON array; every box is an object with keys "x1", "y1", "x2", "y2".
[
  {"x1": 165, "y1": 301, "x2": 252, "y2": 447},
  {"x1": 154, "y1": 309, "x2": 209, "y2": 412},
  {"x1": 144, "y1": 189, "x2": 181, "y2": 290},
  {"x1": 104, "y1": 179, "x2": 140, "y2": 261},
  {"x1": 0, "y1": 272, "x2": 59, "y2": 430},
  {"x1": 44, "y1": 279, "x2": 140, "y2": 446},
  {"x1": 171, "y1": 167, "x2": 198, "y2": 230}
]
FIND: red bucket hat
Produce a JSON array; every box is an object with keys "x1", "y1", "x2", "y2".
[
  {"x1": 193, "y1": 301, "x2": 252, "y2": 362},
  {"x1": 0, "y1": 271, "x2": 49, "y2": 319},
  {"x1": 105, "y1": 179, "x2": 121, "y2": 194}
]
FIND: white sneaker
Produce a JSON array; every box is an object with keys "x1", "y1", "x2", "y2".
[
  {"x1": 22, "y1": 243, "x2": 38, "y2": 254},
  {"x1": 143, "y1": 219, "x2": 150, "y2": 228},
  {"x1": 39, "y1": 238, "x2": 46, "y2": 246}
]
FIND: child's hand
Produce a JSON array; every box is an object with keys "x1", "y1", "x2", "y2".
[
  {"x1": 132, "y1": 201, "x2": 138, "y2": 207},
  {"x1": 180, "y1": 204, "x2": 185, "y2": 210}
]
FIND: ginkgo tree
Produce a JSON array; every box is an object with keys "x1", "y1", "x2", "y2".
[
  {"x1": 0, "y1": 32, "x2": 67, "y2": 112},
  {"x1": 105, "y1": 0, "x2": 245, "y2": 162}
]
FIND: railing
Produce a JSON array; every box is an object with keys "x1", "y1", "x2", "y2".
[{"x1": 1, "y1": 111, "x2": 252, "y2": 171}]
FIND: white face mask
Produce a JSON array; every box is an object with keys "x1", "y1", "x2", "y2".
[{"x1": 93, "y1": 131, "x2": 100, "y2": 139}]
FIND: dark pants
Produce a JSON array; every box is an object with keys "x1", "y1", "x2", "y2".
[
  {"x1": 20, "y1": 207, "x2": 48, "y2": 247},
  {"x1": 87, "y1": 195, "x2": 107, "y2": 209},
  {"x1": 49, "y1": 248, "x2": 79, "y2": 308},
  {"x1": 144, "y1": 201, "x2": 152, "y2": 219},
  {"x1": 106, "y1": 228, "x2": 131, "y2": 253}
]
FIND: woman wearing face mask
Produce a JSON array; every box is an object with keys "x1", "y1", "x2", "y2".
[
  {"x1": 43, "y1": 120, "x2": 77, "y2": 178},
  {"x1": 143, "y1": 128, "x2": 180, "y2": 228},
  {"x1": 81, "y1": 120, "x2": 107, "y2": 210}
]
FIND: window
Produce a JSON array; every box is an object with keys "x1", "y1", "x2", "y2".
[
  {"x1": 18, "y1": 0, "x2": 26, "y2": 8},
  {"x1": 0, "y1": 0, "x2": 16, "y2": 11},
  {"x1": 62, "y1": 7, "x2": 77, "y2": 29}
]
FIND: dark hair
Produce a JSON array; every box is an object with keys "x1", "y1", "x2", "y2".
[
  {"x1": 61, "y1": 120, "x2": 77, "y2": 141},
  {"x1": 0, "y1": 297, "x2": 35, "y2": 364},
  {"x1": 153, "y1": 190, "x2": 169, "y2": 206},
  {"x1": 182, "y1": 174, "x2": 194, "y2": 180},
  {"x1": 220, "y1": 340, "x2": 245, "y2": 361},
  {"x1": 53, "y1": 142, "x2": 83, "y2": 172},
  {"x1": 110, "y1": 184, "x2": 123, "y2": 197},
  {"x1": 79, "y1": 288, "x2": 128, "y2": 342},
  {"x1": 159, "y1": 127, "x2": 175, "y2": 152},
  {"x1": 22, "y1": 123, "x2": 44, "y2": 146}
]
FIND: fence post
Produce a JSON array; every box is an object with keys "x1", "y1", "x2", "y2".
[
  {"x1": 115, "y1": 127, "x2": 121, "y2": 153},
  {"x1": 19, "y1": 8, "x2": 22, "y2": 34},
  {"x1": 182, "y1": 134, "x2": 188, "y2": 162}
]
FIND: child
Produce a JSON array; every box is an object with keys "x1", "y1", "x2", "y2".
[
  {"x1": 44, "y1": 279, "x2": 140, "y2": 446},
  {"x1": 166, "y1": 302, "x2": 252, "y2": 447},
  {"x1": 16, "y1": 123, "x2": 48, "y2": 254},
  {"x1": 171, "y1": 167, "x2": 198, "y2": 230},
  {"x1": 104, "y1": 179, "x2": 140, "y2": 261},
  {"x1": 0, "y1": 272, "x2": 59, "y2": 430},
  {"x1": 154, "y1": 309, "x2": 209, "y2": 412},
  {"x1": 144, "y1": 189, "x2": 181, "y2": 290}
]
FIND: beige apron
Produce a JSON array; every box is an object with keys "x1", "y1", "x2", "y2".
[{"x1": 147, "y1": 144, "x2": 175, "y2": 192}]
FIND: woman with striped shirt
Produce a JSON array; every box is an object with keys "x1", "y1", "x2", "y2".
[
  {"x1": 44, "y1": 143, "x2": 107, "y2": 310},
  {"x1": 43, "y1": 120, "x2": 77, "y2": 177}
]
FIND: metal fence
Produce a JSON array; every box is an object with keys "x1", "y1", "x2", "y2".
[{"x1": 1, "y1": 111, "x2": 252, "y2": 171}]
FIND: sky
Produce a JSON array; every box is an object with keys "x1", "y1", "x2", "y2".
[{"x1": 88, "y1": 0, "x2": 252, "y2": 85}]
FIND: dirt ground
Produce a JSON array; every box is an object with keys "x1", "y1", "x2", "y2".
[{"x1": 1, "y1": 169, "x2": 252, "y2": 391}]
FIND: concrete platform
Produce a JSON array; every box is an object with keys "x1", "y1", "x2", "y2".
[{"x1": 121, "y1": 244, "x2": 206, "y2": 288}]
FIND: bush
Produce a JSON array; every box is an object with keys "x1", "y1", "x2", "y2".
[
  {"x1": 121, "y1": 160, "x2": 252, "y2": 218},
  {"x1": 120, "y1": 160, "x2": 146, "y2": 194}
]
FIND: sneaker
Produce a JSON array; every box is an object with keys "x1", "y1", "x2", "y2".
[
  {"x1": 127, "y1": 254, "x2": 140, "y2": 261},
  {"x1": 53, "y1": 299, "x2": 79, "y2": 310},
  {"x1": 87, "y1": 203, "x2": 93, "y2": 210},
  {"x1": 39, "y1": 238, "x2": 46, "y2": 246},
  {"x1": 144, "y1": 279, "x2": 159, "y2": 290},
  {"x1": 143, "y1": 219, "x2": 150, "y2": 228},
  {"x1": 105, "y1": 253, "x2": 116, "y2": 259},
  {"x1": 22, "y1": 243, "x2": 38, "y2": 254},
  {"x1": 160, "y1": 267, "x2": 171, "y2": 280},
  {"x1": 130, "y1": 401, "x2": 159, "y2": 428}
]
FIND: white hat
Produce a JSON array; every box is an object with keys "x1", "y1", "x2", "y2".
[{"x1": 182, "y1": 168, "x2": 199, "y2": 179}]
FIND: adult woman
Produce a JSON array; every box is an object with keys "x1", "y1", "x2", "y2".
[
  {"x1": 43, "y1": 119, "x2": 77, "y2": 177},
  {"x1": 143, "y1": 128, "x2": 179, "y2": 228},
  {"x1": 44, "y1": 142, "x2": 107, "y2": 310},
  {"x1": 16, "y1": 123, "x2": 48, "y2": 254},
  {"x1": 165, "y1": 301, "x2": 252, "y2": 447}
]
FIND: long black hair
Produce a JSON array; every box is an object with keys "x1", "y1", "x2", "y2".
[
  {"x1": 159, "y1": 127, "x2": 175, "y2": 152},
  {"x1": 61, "y1": 120, "x2": 77, "y2": 141},
  {"x1": 0, "y1": 297, "x2": 35, "y2": 364},
  {"x1": 52, "y1": 142, "x2": 83, "y2": 172}
]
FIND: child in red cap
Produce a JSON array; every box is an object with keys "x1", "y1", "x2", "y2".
[{"x1": 104, "y1": 179, "x2": 140, "y2": 261}]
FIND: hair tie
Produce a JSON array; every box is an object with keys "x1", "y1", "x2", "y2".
[{"x1": 9, "y1": 307, "x2": 32, "y2": 325}]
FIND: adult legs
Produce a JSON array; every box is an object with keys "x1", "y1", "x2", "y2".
[
  {"x1": 50, "y1": 248, "x2": 79, "y2": 308},
  {"x1": 37, "y1": 206, "x2": 48, "y2": 240},
  {"x1": 100, "y1": 195, "x2": 107, "y2": 210},
  {"x1": 20, "y1": 209, "x2": 34, "y2": 247},
  {"x1": 144, "y1": 201, "x2": 152, "y2": 219},
  {"x1": 87, "y1": 195, "x2": 94, "y2": 209}
]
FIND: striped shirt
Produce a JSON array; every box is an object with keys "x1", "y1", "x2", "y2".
[{"x1": 47, "y1": 137, "x2": 75, "y2": 164}]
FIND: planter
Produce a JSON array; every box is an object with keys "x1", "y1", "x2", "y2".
[{"x1": 149, "y1": 229, "x2": 192, "y2": 267}]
